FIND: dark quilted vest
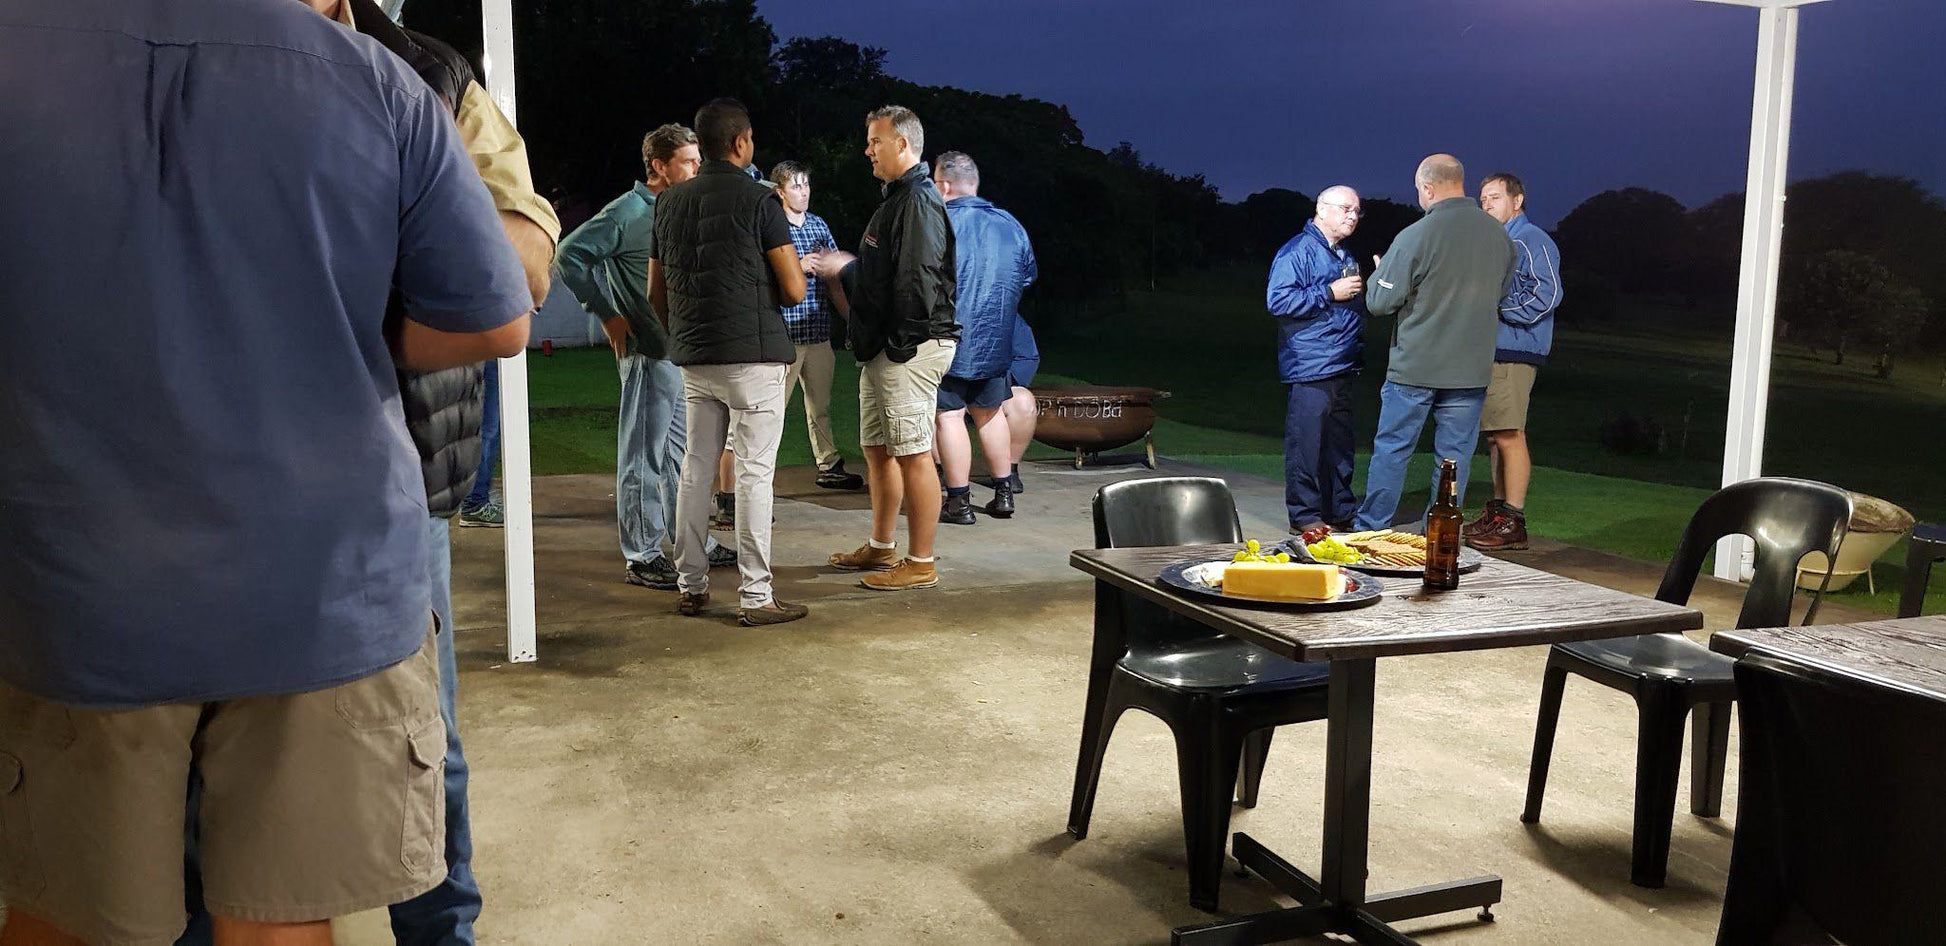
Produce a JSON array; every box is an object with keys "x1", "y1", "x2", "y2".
[
  {"x1": 355, "y1": 1, "x2": 490, "y2": 517},
  {"x1": 653, "y1": 162, "x2": 795, "y2": 366}
]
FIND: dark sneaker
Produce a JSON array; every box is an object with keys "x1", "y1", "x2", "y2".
[
  {"x1": 624, "y1": 558, "x2": 678, "y2": 591},
  {"x1": 710, "y1": 492, "x2": 735, "y2": 532},
  {"x1": 815, "y1": 461, "x2": 865, "y2": 491},
  {"x1": 860, "y1": 559, "x2": 939, "y2": 592},
  {"x1": 1463, "y1": 499, "x2": 1507, "y2": 538},
  {"x1": 677, "y1": 591, "x2": 710, "y2": 616},
  {"x1": 940, "y1": 492, "x2": 977, "y2": 525},
  {"x1": 829, "y1": 543, "x2": 900, "y2": 571},
  {"x1": 985, "y1": 481, "x2": 1015, "y2": 519},
  {"x1": 457, "y1": 498, "x2": 504, "y2": 528},
  {"x1": 738, "y1": 599, "x2": 809, "y2": 627},
  {"x1": 1468, "y1": 514, "x2": 1530, "y2": 552},
  {"x1": 707, "y1": 543, "x2": 738, "y2": 569}
]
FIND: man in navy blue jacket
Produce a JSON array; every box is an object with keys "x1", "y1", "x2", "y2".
[
  {"x1": 934, "y1": 152, "x2": 1037, "y2": 524},
  {"x1": 1467, "y1": 172, "x2": 1562, "y2": 551},
  {"x1": 1266, "y1": 186, "x2": 1367, "y2": 532}
]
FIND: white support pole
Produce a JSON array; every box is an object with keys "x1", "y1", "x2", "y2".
[
  {"x1": 481, "y1": 0, "x2": 539, "y2": 662},
  {"x1": 1714, "y1": 2, "x2": 1805, "y2": 581}
]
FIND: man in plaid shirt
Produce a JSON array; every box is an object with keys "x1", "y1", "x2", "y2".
[{"x1": 771, "y1": 161, "x2": 864, "y2": 490}]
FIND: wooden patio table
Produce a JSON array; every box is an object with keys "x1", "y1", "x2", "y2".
[
  {"x1": 1710, "y1": 614, "x2": 1946, "y2": 699},
  {"x1": 1069, "y1": 544, "x2": 1704, "y2": 945}
]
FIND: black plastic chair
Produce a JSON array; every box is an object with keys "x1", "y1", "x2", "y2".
[
  {"x1": 1716, "y1": 649, "x2": 1946, "y2": 944},
  {"x1": 1898, "y1": 522, "x2": 1944, "y2": 618},
  {"x1": 1066, "y1": 477, "x2": 1330, "y2": 911},
  {"x1": 1520, "y1": 477, "x2": 1852, "y2": 888}
]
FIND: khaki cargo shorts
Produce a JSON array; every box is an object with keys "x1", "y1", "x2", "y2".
[
  {"x1": 859, "y1": 339, "x2": 956, "y2": 457},
  {"x1": 0, "y1": 626, "x2": 446, "y2": 945},
  {"x1": 1480, "y1": 362, "x2": 1538, "y2": 432}
]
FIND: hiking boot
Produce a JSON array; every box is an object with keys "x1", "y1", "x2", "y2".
[
  {"x1": 677, "y1": 591, "x2": 710, "y2": 616},
  {"x1": 710, "y1": 492, "x2": 735, "y2": 532},
  {"x1": 738, "y1": 599, "x2": 809, "y2": 627},
  {"x1": 829, "y1": 543, "x2": 900, "y2": 571},
  {"x1": 1468, "y1": 513, "x2": 1530, "y2": 552},
  {"x1": 815, "y1": 461, "x2": 865, "y2": 491},
  {"x1": 985, "y1": 481, "x2": 1016, "y2": 519},
  {"x1": 457, "y1": 498, "x2": 504, "y2": 528},
  {"x1": 624, "y1": 557, "x2": 678, "y2": 591},
  {"x1": 707, "y1": 542, "x2": 738, "y2": 569},
  {"x1": 1463, "y1": 500, "x2": 1507, "y2": 538},
  {"x1": 940, "y1": 492, "x2": 977, "y2": 525},
  {"x1": 860, "y1": 558, "x2": 939, "y2": 592}
]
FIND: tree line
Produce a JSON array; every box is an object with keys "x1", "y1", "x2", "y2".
[{"x1": 405, "y1": 0, "x2": 1942, "y2": 377}]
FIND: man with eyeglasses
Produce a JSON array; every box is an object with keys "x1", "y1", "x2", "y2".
[{"x1": 1266, "y1": 185, "x2": 1367, "y2": 534}]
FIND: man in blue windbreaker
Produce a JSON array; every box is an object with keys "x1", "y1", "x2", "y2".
[
  {"x1": 1466, "y1": 172, "x2": 1562, "y2": 551},
  {"x1": 1266, "y1": 185, "x2": 1367, "y2": 533},
  {"x1": 933, "y1": 151, "x2": 1037, "y2": 524}
]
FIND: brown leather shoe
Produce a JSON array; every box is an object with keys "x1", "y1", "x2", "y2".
[
  {"x1": 860, "y1": 558, "x2": 939, "y2": 592},
  {"x1": 677, "y1": 591, "x2": 709, "y2": 616},
  {"x1": 829, "y1": 542, "x2": 900, "y2": 571},
  {"x1": 1467, "y1": 514, "x2": 1529, "y2": 552},
  {"x1": 1463, "y1": 500, "x2": 1507, "y2": 538},
  {"x1": 739, "y1": 599, "x2": 809, "y2": 626}
]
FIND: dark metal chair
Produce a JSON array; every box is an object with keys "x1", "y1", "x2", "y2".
[
  {"x1": 1519, "y1": 477, "x2": 1852, "y2": 887},
  {"x1": 1067, "y1": 477, "x2": 1330, "y2": 911},
  {"x1": 1717, "y1": 649, "x2": 1946, "y2": 944},
  {"x1": 1898, "y1": 522, "x2": 1944, "y2": 618}
]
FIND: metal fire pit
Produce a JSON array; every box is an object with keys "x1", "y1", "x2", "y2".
[{"x1": 1029, "y1": 385, "x2": 1172, "y2": 469}]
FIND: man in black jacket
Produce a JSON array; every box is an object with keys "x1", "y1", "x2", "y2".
[
  {"x1": 649, "y1": 98, "x2": 810, "y2": 627},
  {"x1": 824, "y1": 105, "x2": 960, "y2": 592}
]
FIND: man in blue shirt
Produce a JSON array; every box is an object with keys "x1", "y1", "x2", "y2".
[
  {"x1": 1266, "y1": 186, "x2": 1367, "y2": 533},
  {"x1": 0, "y1": 1, "x2": 530, "y2": 943},
  {"x1": 933, "y1": 152, "x2": 1038, "y2": 524},
  {"x1": 1467, "y1": 172, "x2": 1563, "y2": 551}
]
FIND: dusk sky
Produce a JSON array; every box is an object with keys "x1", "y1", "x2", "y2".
[{"x1": 756, "y1": 0, "x2": 1943, "y2": 226}]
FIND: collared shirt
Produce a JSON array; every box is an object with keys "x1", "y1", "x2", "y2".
[
  {"x1": 557, "y1": 182, "x2": 666, "y2": 358},
  {"x1": 781, "y1": 212, "x2": 838, "y2": 345},
  {"x1": 0, "y1": 0, "x2": 531, "y2": 707}
]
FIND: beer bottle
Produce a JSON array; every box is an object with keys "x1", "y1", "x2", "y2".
[{"x1": 1424, "y1": 458, "x2": 1463, "y2": 590}]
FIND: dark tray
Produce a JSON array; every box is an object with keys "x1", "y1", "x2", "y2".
[{"x1": 1156, "y1": 559, "x2": 1383, "y2": 612}]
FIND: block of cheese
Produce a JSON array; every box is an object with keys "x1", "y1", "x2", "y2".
[{"x1": 1220, "y1": 562, "x2": 1346, "y2": 601}]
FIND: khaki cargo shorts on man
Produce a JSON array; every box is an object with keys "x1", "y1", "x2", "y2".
[
  {"x1": 1480, "y1": 362, "x2": 1538, "y2": 432},
  {"x1": 0, "y1": 627, "x2": 446, "y2": 946},
  {"x1": 859, "y1": 338, "x2": 956, "y2": 457}
]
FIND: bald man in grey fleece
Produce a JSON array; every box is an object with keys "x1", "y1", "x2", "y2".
[{"x1": 1353, "y1": 153, "x2": 1514, "y2": 531}]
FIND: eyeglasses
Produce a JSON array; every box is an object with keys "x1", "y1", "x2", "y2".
[{"x1": 1321, "y1": 202, "x2": 1362, "y2": 218}]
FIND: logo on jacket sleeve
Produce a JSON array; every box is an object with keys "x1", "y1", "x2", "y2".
[{"x1": 862, "y1": 232, "x2": 879, "y2": 249}]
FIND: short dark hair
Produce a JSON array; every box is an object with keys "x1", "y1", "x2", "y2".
[
  {"x1": 694, "y1": 97, "x2": 751, "y2": 161},
  {"x1": 933, "y1": 152, "x2": 979, "y2": 189},
  {"x1": 770, "y1": 160, "x2": 809, "y2": 187},
  {"x1": 1482, "y1": 172, "x2": 1525, "y2": 201},
  {"x1": 641, "y1": 123, "x2": 697, "y2": 179}
]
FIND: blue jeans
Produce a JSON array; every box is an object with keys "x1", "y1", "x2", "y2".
[
  {"x1": 618, "y1": 354, "x2": 699, "y2": 564},
  {"x1": 1283, "y1": 374, "x2": 1358, "y2": 529},
  {"x1": 464, "y1": 360, "x2": 501, "y2": 508},
  {"x1": 178, "y1": 518, "x2": 479, "y2": 946},
  {"x1": 1353, "y1": 381, "x2": 1487, "y2": 531}
]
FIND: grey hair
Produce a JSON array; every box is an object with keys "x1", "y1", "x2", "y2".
[
  {"x1": 866, "y1": 105, "x2": 925, "y2": 158},
  {"x1": 1315, "y1": 184, "x2": 1358, "y2": 213},
  {"x1": 1415, "y1": 154, "x2": 1465, "y2": 189},
  {"x1": 933, "y1": 151, "x2": 979, "y2": 189}
]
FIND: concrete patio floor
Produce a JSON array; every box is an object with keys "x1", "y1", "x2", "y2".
[{"x1": 322, "y1": 458, "x2": 1875, "y2": 945}]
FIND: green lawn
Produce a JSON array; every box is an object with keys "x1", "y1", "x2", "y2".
[{"x1": 521, "y1": 270, "x2": 1945, "y2": 617}]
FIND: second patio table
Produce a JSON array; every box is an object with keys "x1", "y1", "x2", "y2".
[{"x1": 1069, "y1": 544, "x2": 1705, "y2": 945}]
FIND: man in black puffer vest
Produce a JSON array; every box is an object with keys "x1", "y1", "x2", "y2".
[{"x1": 649, "y1": 98, "x2": 810, "y2": 627}]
